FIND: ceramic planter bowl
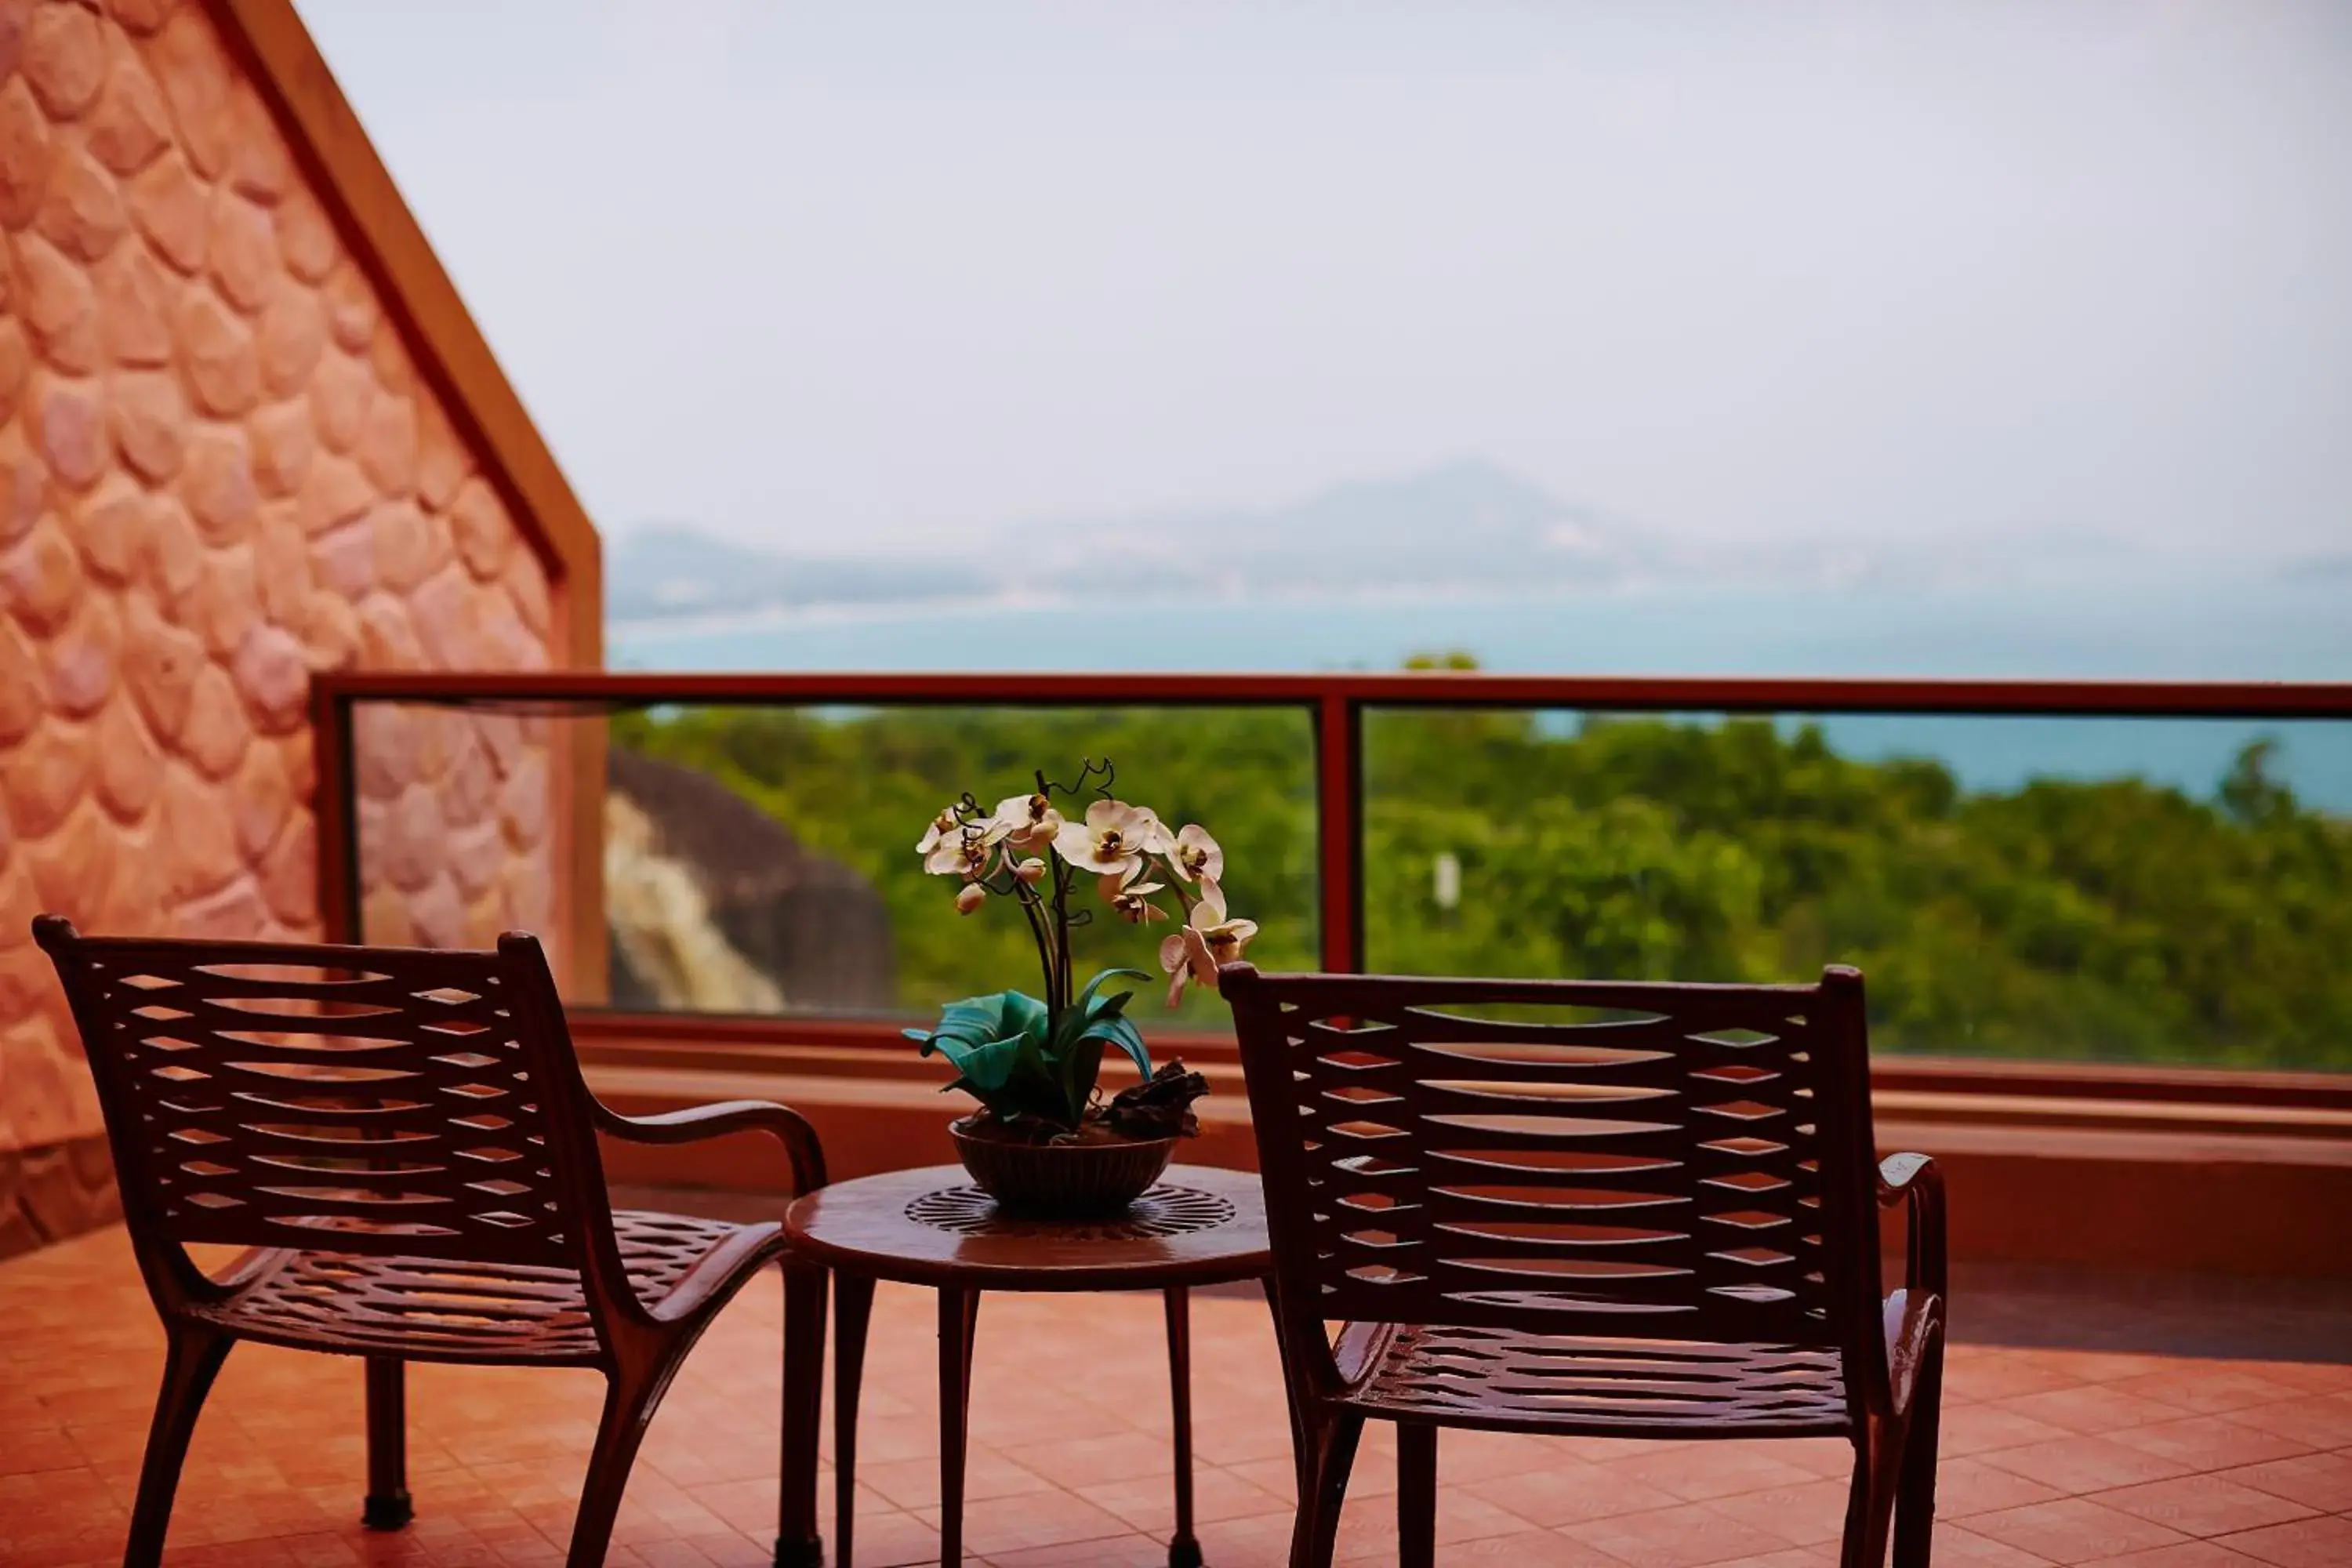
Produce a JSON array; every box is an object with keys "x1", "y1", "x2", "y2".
[{"x1": 948, "y1": 1118, "x2": 1178, "y2": 1218}]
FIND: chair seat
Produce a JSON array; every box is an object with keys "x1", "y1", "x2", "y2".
[
  {"x1": 1334, "y1": 1323, "x2": 1852, "y2": 1436},
  {"x1": 193, "y1": 1210, "x2": 787, "y2": 1364}
]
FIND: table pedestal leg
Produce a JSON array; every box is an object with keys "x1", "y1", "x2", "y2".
[
  {"x1": 1162, "y1": 1287, "x2": 1204, "y2": 1568},
  {"x1": 833, "y1": 1273, "x2": 875, "y2": 1567},
  {"x1": 938, "y1": 1287, "x2": 980, "y2": 1566},
  {"x1": 778, "y1": 1260, "x2": 829, "y2": 1568}
]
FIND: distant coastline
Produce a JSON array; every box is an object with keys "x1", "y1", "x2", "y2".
[
  {"x1": 607, "y1": 458, "x2": 2226, "y2": 635},
  {"x1": 609, "y1": 574, "x2": 1693, "y2": 645},
  {"x1": 612, "y1": 574, "x2": 2348, "y2": 679},
  {"x1": 610, "y1": 576, "x2": 2352, "y2": 809}
]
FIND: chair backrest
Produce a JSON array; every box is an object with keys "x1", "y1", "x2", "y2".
[
  {"x1": 1221, "y1": 964, "x2": 1884, "y2": 1360},
  {"x1": 34, "y1": 919, "x2": 617, "y2": 1279}
]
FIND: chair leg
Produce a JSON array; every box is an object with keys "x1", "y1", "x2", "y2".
[
  {"x1": 564, "y1": 1360, "x2": 678, "y2": 1568},
  {"x1": 363, "y1": 1356, "x2": 413, "y2": 1530},
  {"x1": 1396, "y1": 1423, "x2": 1436, "y2": 1568},
  {"x1": 123, "y1": 1323, "x2": 234, "y2": 1568},
  {"x1": 833, "y1": 1272, "x2": 875, "y2": 1568},
  {"x1": 1893, "y1": 1332, "x2": 1946, "y2": 1568},
  {"x1": 1258, "y1": 1278, "x2": 1313, "y2": 1514},
  {"x1": 1289, "y1": 1412, "x2": 1363, "y2": 1568},
  {"x1": 1839, "y1": 1423, "x2": 1900, "y2": 1568},
  {"x1": 779, "y1": 1259, "x2": 830, "y2": 1568}
]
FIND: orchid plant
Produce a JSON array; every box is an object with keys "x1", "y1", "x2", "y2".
[{"x1": 907, "y1": 760, "x2": 1254, "y2": 1136}]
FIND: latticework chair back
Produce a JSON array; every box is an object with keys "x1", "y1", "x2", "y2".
[
  {"x1": 35, "y1": 920, "x2": 619, "y2": 1282},
  {"x1": 1223, "y1": 965, "x2": 1888, "y2": 1385}
]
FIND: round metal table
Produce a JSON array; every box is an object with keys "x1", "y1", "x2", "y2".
[{"x1": 782, "y1": 1163, "x2": 1272, "y2": 1567}]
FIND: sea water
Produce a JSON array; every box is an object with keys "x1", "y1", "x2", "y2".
[{"x1": 611, "y1": 578, "x2": 2352, "y2": 808}]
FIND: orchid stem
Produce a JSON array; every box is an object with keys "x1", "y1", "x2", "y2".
[
  {"x1": 1013, "y1": 880, "x2": 1057, "y2": 1017},
  {"x1": 1051, "y1": 853, "x2": 1075, "y2": 1020}
]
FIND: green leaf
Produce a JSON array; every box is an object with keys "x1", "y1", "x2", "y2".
[
  {"x1": 1074, "y1": 1011, "x2": 1153, "y2": 1083},
  {"x1": 998, "y1": 1024, "x2": 1080, "y2": 1125},
  {"x1": 1044, "y1": 968, "x2": 1148, "y2": 1113},
  {"x1": 1057, "y1": 1036, "x2": 1101, "y2": 1123},
  {"x1": 915, "y1": 992, "x2": 1073, "y2": 1123},
  {"x1": 928, "y1": 1033, "x2": 1027, "y2": 1092},
  {"x1": 1073, "y1": 967, "x2": 1149, "y2": 1017},
  {"x1": 924, "y1": 991, "x2": 1049, "y2": 1052},
  {"x1": 1054, "y1": 967, "x2": 1147, "y2": 1048}
]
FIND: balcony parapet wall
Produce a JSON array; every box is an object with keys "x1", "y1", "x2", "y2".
[{"x1": 572, "y1": 1012, "x2": 2352, "y2": 1283}]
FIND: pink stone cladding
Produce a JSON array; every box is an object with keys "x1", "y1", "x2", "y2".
[{"x1": 0, "y1": 0, "x2": 567, "y2": 1153}]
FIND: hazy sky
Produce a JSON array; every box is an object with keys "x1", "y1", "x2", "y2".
[{"x1": 294, "y1": 1, "x2": 2352, "y2": 559}]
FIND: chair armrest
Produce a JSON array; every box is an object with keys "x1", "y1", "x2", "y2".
[
  {"x1": 1876, "y1": 1151, "x2": 1947, "y2": 1301},
  {"x1": 592, "y1": 1098, "x2": 827, "y2": 1196}
]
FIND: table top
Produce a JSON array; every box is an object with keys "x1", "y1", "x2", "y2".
[{"x1": 782, "y1": 1164, "x2": 1272, "y2": 1291}]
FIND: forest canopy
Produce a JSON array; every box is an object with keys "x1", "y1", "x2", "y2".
[{"x1": 609, "y1": 688, "x2": 2350, "y2": 1073}]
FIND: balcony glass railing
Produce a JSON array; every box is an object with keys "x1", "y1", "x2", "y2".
[
  {"x1": 318, "y1": 673, "x2": 2352, "y2": 1075},
  {"x1": 601, "y1": 700, "x2": 1322, "y2": 1028}
]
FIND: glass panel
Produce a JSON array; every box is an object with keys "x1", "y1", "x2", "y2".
[
  {"x1": 1362, "y1": 708, "x2": 2352, "y2": 1071},
  {"x1": 348, "y1": 700, "x2": 1320, "y2": 1030},
  {"x1": 343, "y1": 699, "x2": 581, "y2": 985}
]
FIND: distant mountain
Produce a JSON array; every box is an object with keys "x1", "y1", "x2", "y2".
[
  {"x1": 1075, "y1": 459, "x2": 1657, "y2": 596},
  {"x1": 606, "y1": 525, "x2": 989, "y2": 623},
  {"x1": 606, "y1": 459, "x2": 2152, "y2": 626},
  {"x1": 2284, "y1": 552, "x2": 2352, "y2": 582},
  {"x1": 609, "y1": 461, "x2": 1661, "y2": 624}
]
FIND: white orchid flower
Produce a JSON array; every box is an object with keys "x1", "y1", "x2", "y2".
[
  {"x1": 1158, "y1": 878, "x2": 1258, "y2": 1004},
  {"x1": 1190, "y1": 880, "x2": 1259, "y2": 966},
  {"x1": 1055, "y1": 799, "x2": 1159, "y2": 880},
  {"x1": 1159, "y1": 929, "x2": 1207, "y2": 1007},
  {"x1": 954, "y1": 882, "x2": 988, "y2": 915},
  {"x1": 1167, "y1": 824, "x2": 1222, "y2": 884},
  {"x1": 916, "y1": 805, "x2": 963, "y2": 857},
  {"x1": 1104, "y1": 876, "x2": 1169, "y2": 924},
  {"x1": 1140, "y1": 811, "x2": 1177, "y2": 855},
  {"x1": 924, "y1": 817, "x2": 1004, "y2": 880},
  {"x1": 992, "y1": 792, "x2": 1065, "y2": 852},
  {"x1": 1013, "y1": 857, "x2": 1047, "y2": 885}
]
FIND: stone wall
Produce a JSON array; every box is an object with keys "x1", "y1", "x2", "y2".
[{"x1": 0, "y1": 0, "x2": 570, "y2": 1243}]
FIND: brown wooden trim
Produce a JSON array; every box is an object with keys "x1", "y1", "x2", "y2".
[
  {"x1": 309, "y1": 684, "x2": 358, "y2": 942},
  {"x1": 572, "y1": 1007, "x2": 1239, "y2": 1060},
  {"x1": 307, "y1": 670, "x2": 2352, "y2": 717},
  {"x1": 561, "y1": 713, "x2": 610, "y2": 1001},
  {"x1": 205, "y1": 0, "x2": 602, "y2": 671},
  {"x1": 568, "y1": 1008, "x2": 2352, "y2": 1114},
  {"x1": 1866, "y1": 1054, "x2": 2352, "y2": 1112},
  {"x1": 1316, "y1": 694, "x2": 1361, "y2": 970}
]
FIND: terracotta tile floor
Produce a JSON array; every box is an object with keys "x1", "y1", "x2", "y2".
[{"x1": 3, "y1": 1227, "x2": 2349, "y2": 1567}]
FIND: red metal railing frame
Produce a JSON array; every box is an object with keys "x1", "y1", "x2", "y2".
[{"x1": 310, "y1": 669, "x2": 2352, "y2": 1089}]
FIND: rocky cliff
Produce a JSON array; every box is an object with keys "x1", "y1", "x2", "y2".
[{"x1": 604, "y1": 746, "x2": 895, "y2": 1014}]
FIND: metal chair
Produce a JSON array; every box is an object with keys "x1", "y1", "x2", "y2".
[
  {"x1": 1219, "y1": 962, "x2": 1945, "y2": 1568},
  {"x1": 34, "y1": 917, "x2": 829, "y2": 1568}
]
